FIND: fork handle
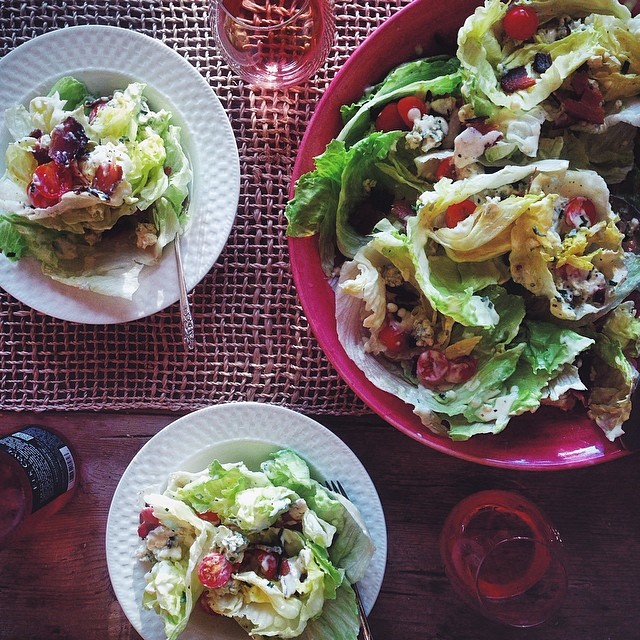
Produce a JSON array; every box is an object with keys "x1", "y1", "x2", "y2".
[{"x1": 353, "y1": 584, "x2": 374, "y2": 640}]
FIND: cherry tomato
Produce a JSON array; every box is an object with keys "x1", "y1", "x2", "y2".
[
  {"x1": 397, "y1": 96, "x2": 428, "y2": 128},
  {"x1": 92, "y1": 162, "x2": 123, "y2": 196},
  {"x1": 255, "y1": 550, "x2": 280, "y2": 580},
  {"x1": 137, "y1": 506, "x2": 161, "y2": 538},
  {"x1": 503, "y1": 5, "x2": 539, "y2": 41},
  {"x1": 378, "y1": 319, "x2": 410, "y2": 354},
  {"x1": 416, "y1": 349, "x2": 450, "y2": 388},
  {"x1": 470, "y1": 121, "x2": 499, "y2": 136},
  {"x1": 390, "y1": 199, "x2": 415, "y2": 221},
  {"x1": 564, "y1": 196, "x2": 597, "y2": 228},
  {"x1": 280, "y1": 559, "x2": 291, "y2": 576},
  {"x1": 435, "y1": 157, "x2": 457, "y2": 181},
  {"x1": 445, "y1": 199, "x2": 476, "y2": 228},
  {"x1": 198, "y1": 552, "x2": 234, "y2": 589},
  {"x1": 375, "y1": 102, "x2": 406, "y2": 132},
  {"x1": 88, "y1": 101, "x2": 107, "y2": 123},
  {"x1": 445, "y1": 356, "x2": 477, "y2": 384},
  {"x1": 27, "y1": 161, "x2": 74, "y2": 208},
  {"x1": 197, "y1": 511, "x2": 221, "y2": 524}
]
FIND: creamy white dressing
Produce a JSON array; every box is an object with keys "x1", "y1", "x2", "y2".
[
  {"x1": 453, "y1": 127, "x2": 502, "y2": 169},
  {"x1": 280, "y1": 549, "x2": 311, "y2": 597}
]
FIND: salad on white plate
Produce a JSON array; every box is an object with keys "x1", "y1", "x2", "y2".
[
  {"x1": 0, "y1": 75, "x2": 191, "y2": 299},
  {"x1": 286, "y1": 0, "x2": 640, "y2": 443},
  {"x1": 137, "y1": 449, "x2": 375, "y2": 640}
]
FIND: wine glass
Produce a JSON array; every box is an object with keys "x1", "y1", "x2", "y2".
[
  {"x1": 440, "y1": 490, "x2": 568, "y2": 628},
  {"x1": 209, "y1": 0, "x2": 335, "y2": 89}
]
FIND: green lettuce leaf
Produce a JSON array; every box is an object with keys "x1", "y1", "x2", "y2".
[
  {"x1": 47, "y1": 75, "x2": 91, "y2": 110},
  {"x1": 337, "y1": 234, "x2": 595, "y2": 440},
  {"x1": 153, "y1": 450, "x2": 372, "y2": 639},
  {"x1": 0, "y1": 78, "x2": 191, "y2": 298},
  {"x1": 286, "y1": 130, "x2": 429, "y2": 274},
  {"x1": 457, "y1": 0, "x2": 630, "y2": 113},
  {"x1": 510, "y1": 168, "x2": 628, "y2": 320},
  {"x1": 588, "y1": 329, "x2": 639, "y2": 440},
  {"x1": 415, "y1": 161, "x2": 568, "y2": 262},
  {"x1": 262, "y1": 450, "x2": 375, "y2": 583},
  {"x1": 214, "y1": 541, "x2": 329, "y2": 638},
  {"x1": 338, "y1": 57, "x2": 462, "y2": 146},
  {"x1": 586, "y1": 301, "x2": 640, "y2": 440},
  {"x1": 141, "y1": 494, "x2": 215, "y2": 640}
]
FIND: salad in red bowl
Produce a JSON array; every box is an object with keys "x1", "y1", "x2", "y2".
[{"x1": 286, "y1": 0, "x2": 640, "y2": 468}]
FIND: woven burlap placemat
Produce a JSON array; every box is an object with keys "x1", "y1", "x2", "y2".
[{"x1": 0, "y1": 0, "x2": 412, "y2": 412}]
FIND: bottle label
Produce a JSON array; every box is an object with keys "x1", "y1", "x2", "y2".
[{"x1": 0, "y1": 426, "x2": 76, "y2": 513}]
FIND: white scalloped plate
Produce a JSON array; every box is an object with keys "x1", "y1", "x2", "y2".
[
  {"x1": 0, "y1": 25, "x2": 240, "y2": 323},
  {"x1": 105, "y1": 402, "x2": 387, "y2": 640}
]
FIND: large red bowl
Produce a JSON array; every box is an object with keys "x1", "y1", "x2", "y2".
[{"x1": 288, "y1": 0, "x2": 631, "y2": 469}]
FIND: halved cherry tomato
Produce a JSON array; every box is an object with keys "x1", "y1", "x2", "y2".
[
  {"x1": 416, "y1": 349, "x2": 450, "y2": 388},
  {"x1": 397, "y1": 96, "x2": 428, "y2": 128},
  {"x1": 280, "y1": 559, "x2": 291, "y2": 576},
  {"x1": 469, "y1": 120, "x2": 500, "y2": 136},
  {"x1": 197, "y1": 511, "x2": 221, "y2": 524},
  {"x1": 27, "y1": 161, "x2": 74, "y2": 208},
  {"x1": 92, "y1": 162, "x2": 123, "y2": 196},
  {"x1": 198, "y1": 552, "x2": 234, "y2": 588},
  {"x1": 564, "y1": 197, "x2": 597, "y2": 228},
  {"x1": 435, "y1": 157, "x2": 457, "y2": 181},
  {"x1": 390, "y1": 199, "x2": 416, "y2": 221},
  {"x1": 378, "y1": 319, "x2": 410, "y2": 354},
  {"x1": 88, "y1": 100, "x2": 108, "y2": 123},
  {"x1": 375, "y1": 102, "x2": 406, "y2": 132},
  {"x1": 445, "y1": 356, "x2": 477, "y2": 384},
  {"x1": 503, "y1": 5, "x2": 539, "y2": 41},
  {"x1": 255, "y1": 550, "x2": 280, "y2": 581},
  {"x1": 445, "y1": 199, "x2": 476, "y2": 228},
  {"x1": 137, "y1": 507, "x2": 161, "y2": 538}
]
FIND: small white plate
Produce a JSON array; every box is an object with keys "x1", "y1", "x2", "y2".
[
  {"x1": 105, "y1": 402, "x2": 387, "y2": 640},
  {"x1": 0, "y1": 25, "x2": 240, "y2": 323}
]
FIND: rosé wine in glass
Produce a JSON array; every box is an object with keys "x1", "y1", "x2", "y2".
[
  {"x1": 210, "y1": 0, "x2": 335, "y2": 89},
  {"x1": 440, "y1": 490, "x2": 568, "y2": 627}
]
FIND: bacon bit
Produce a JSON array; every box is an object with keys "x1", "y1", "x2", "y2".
[
  {"x1": 561, "y1": 70, "x2": 605, "y2": 124},
  {"x1": 561, "y1": 71, "x2": 604, "y2": 124},
  {"x1": 500, "y1": 66, "x2": 537, "y2": 93}
]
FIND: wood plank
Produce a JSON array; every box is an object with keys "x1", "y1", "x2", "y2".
[{"x1": 1, "y1": 410, "x2": 639, "y2": 639}]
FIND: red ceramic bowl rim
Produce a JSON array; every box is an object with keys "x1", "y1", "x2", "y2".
[{"x1": 287, "y1": 0, "x2": 630, "y2": 470}]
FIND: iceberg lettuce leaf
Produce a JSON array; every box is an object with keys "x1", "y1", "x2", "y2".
[
  {"x1": 338, "y1": 58, "x2": 462, "y2": 146},
  {"x1": 141, "y1": 494, "x2": 215, "y2": 640}
]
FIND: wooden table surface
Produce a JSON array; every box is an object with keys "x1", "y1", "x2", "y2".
[{"x1": 1, "y1": 409, "x2": 639, "y2": 640}]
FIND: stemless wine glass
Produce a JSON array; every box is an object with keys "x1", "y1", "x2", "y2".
[
  {"x1": 209, "y1": 0, "x2": 335, "y2": 89},
  {"x1": 440, "y1": 490, "x2": 568, "y2": 628}
]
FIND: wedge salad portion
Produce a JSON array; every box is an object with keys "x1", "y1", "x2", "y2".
[
  {"x1": 0, "y1": 76, "x2": 191, "y2": 298},
  {"x1": 137, "y1": 449, "x2": 375, "y2": 640},
  {"x1": 286, "y1": 0, "x2": 640, "y2": 442}
]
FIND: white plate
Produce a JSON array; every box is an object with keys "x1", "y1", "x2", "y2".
[
  {"x1": 0, "y1": 25, "x2": 240, "y2": 323},
  {"x1": 105, "y1": 402, "x2": 387, "y2": 640}
]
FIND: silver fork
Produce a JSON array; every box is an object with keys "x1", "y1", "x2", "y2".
[
  {"x1": 173, "y1": 233, "x2": 195, "y2": 351},
  {"x1": 323, "y1": 480, "x2": 374, "y2": 640}
]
